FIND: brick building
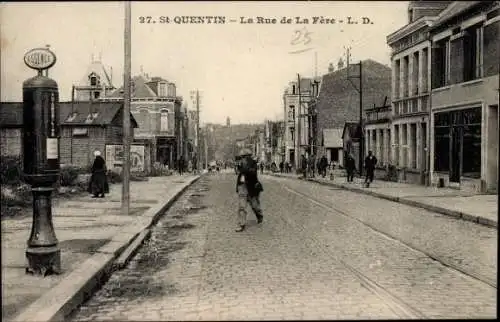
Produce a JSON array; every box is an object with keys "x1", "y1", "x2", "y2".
[
  {"x1": 429, "y1": 1, "x2": 499, "y2": 193},
  {"x1": 0, "y1": 101, "x2": 137, "y2": 168},
  {"x1": 101, "y1": 74, "x2": 185, "y2": 170}
]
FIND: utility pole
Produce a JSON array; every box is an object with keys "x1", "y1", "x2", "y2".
[
  {"x1": 346, "y1": 46, "x2": 364, "y2": 177},
  {"x1": 296, "y1": 73, "x2": 302, "y2": 172},
  {"x1": 122, "y1": 0, "x2": 131, "y2": 216},
  {"x1": 196, "y1": 90, "x2": 201, "y2": 173}
]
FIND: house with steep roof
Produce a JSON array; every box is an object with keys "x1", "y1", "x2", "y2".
[
  {"x1": 0, "y1": 101, "x2": 138, "y2": 168},
  {"x1": 428, "y1": 1, "x2": 499, "y2": 193},
  {"x1": 74, "y1": 57, "x2": 115, "y2": 101},
  {"x1": 101, "y1": 73, "x2": 187, "y2": 170},
  {"x1": 315, "y1": 59, "x2": 391, "y2": 170}
]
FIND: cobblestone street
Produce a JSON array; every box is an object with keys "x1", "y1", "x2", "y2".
[{"x1": 69, "y1": 173, "x2": 497, "y2": 321}]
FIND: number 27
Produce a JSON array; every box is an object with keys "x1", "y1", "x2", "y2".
[{"x1": 139, "y1": 16, "x2": 152, "y2": 23}]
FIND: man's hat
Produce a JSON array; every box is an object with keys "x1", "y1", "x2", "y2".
[{"x1": 237, "y1": 148, "x2": 253, "y2": 157}]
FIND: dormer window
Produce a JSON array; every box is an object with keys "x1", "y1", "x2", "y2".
[
  {"x1": 66, "y1": 112, "x2": 78, "y2": 122},
  {"x1": 159, "y1": 82, "x2": 167, "y2": 96},
  {"x1": 89, "y1": 73, "x2": 100, "y2": 86},
  {"x1": 84, "y1": 112, "x2": 99, "y2": 124}
]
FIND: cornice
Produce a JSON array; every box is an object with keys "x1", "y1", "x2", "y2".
[{"x1": 387, "y1": 17, "x2": 436, "y2": 45}]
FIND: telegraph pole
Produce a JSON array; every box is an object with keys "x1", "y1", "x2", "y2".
[
  {"x1": 346, "y1": 46, "x2": 364, "y2": 176},
  {"x1": 122, "y1": 1, "x2": 131, "y2": 216},
  {"x1": 296, "y1": 74, "x2": 302, "y2": 173},
  {"x1": 196, "y1": 90, "x2": 201, "y2": 173}
]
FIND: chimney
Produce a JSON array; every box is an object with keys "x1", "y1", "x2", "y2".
[{"x1": 328, "y1": 63, "x2": 334, "y2": 73}]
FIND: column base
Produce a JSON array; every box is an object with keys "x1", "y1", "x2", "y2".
[{"x1": 26, "y1": 245, "x2": 61, "y2": 276}]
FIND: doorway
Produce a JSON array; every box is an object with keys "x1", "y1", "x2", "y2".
[{"x1": 449, "y1": 126, "x2": 462, "y2": 183}]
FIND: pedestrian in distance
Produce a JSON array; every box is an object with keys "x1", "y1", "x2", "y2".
[
  {"x1": 320, "y1": 155, "x2": 328, "y2": 178},
  {"x1": 279, "y1": 161, "x2": 284, "y2": 173},
  {"x1": 301, "y1": 154, "x2": 307, "y2": 179},
  {"x1": 345, "y1": 153, "x2": 356, "y2": 183},
  {"x1": 235, "y1": 149, "x2": 264, "y2": 232},
  {"x1": 260, "y1": 162, "x2": 264, "y2": 174},
  {"x1": 88, "y1": 150, "x2": 109, "y2": 198},
  {"x1": 364, "y1": 150, "x2": 377, "y2": 187}
]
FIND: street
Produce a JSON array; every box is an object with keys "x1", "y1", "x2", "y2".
[{"x1": 69, "y1": 173, "x2": 496, "y2": 320}]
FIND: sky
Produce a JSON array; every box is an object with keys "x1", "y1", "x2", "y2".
[{"x1": 1, "y1": 1, "x2": 408, "y2": 125}]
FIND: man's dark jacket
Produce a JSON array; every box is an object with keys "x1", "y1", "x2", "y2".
[
  {"x1": 346, "y1": 156, "x2": 356, "y2": 172},
  {"x1": 236, "y1": 158, "x2": 261, "y2": 197},
  {"x1": 365, "y1": 155, "x2": 377, "y2": 171}
]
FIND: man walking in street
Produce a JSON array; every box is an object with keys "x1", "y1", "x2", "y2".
[
  {"x1": 364, "y1": 150, "x2": 377, "y2": 187},
  {"x1": 235, "y1": 149, "x2": 264, "y2": 232},
  {"x1": 345, "y1": 153, "x2": 356, "y2": 183}
]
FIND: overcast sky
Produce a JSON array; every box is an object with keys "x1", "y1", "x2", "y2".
[{"x1": 1, "y1": 1, "x2": 408, "y2": 124}]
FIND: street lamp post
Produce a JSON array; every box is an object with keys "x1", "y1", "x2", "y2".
[{"x1": 22, "y1": 46, "x2": 61, "y2": 276}]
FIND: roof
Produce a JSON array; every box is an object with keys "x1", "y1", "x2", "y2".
[
  {"x1": 106, "y1": 74, "x2": 157, "y2": 98},
  {"x1": 316, "y1": 59, "x2": 391, "y2": 130},
  {"x1": 342, "y1": 122, "x2": 362, "y2": 140},
  {"x1": 429, "y1": 1, "x2": 482, "y2": 30},
  {"x1": 0, "y1": 101, "x2": 138, "y2": 128},
  {"x1": 77, "y1": 59, "x2": 113, "y2": 87},
  {"x1": 323, "y1": 128, "x2": 343, "y2": 148}
]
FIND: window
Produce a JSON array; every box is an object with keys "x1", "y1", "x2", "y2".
[
  {"x1": 159, "y1": 83, "x2": 167, "y2": 96},
  {"x1": 290, "y1": 128, "x2": 295, "y2": 142},
  {"x1": 292, "y1": 85, "x2": 296, "y2": 94},
  {"x1": 72, "y1": 127, "x2": 88, "y2": 136},
  {"x1": 403, "y1": 56, "x2": 409, "y2": 97},
  {"x1": 160, "y1": 110, "x2": 169, "y2": 132},
  {"x1": 394, "y1": 59, "x2": 401, "y2": 99},
  {"x1": 432, "y1": 39, "x2": 449, "y2": 88},
  {"x1": 413, "y1": 51, "x2": 419, "y2": 95},
  {"x1": 288, "y1": 105, "x2": 295, "y2": 121},
  {"x1": 90, "y1": 76, "x2": 98, "y2": 86},
  {"x1": 463, "y1": 24, "x2": 483, "y2": 82},
  {"x1": 483, "y1": 20, "x2": 499, "y2": 77},
  {"x1": 94, "y1": 91, "x2": 100, "y2": 99}
]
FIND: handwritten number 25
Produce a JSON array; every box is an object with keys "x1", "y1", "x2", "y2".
[{"x1": 291, "y1": 28, "x2": 312, "y2": 46}]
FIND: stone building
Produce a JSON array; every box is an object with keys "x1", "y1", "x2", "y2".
[
  {"x1": 282, "y1": 77, "x2": 315, "y2": 169},
  {"x1": 386, "y1": 1, "x2": 451, "y2": 185},
  {"x1": 429, "y1": 1, "x2": 499, "y2": 193}
]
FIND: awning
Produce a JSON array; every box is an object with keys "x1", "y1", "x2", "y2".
[{"x1": 323, "y1": 128, "x2": 343, "y2": 148}]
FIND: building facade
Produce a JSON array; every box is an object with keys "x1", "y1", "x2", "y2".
[
  {"x1": 101, "y1": 74, "x2": 183, "y2": 170},
  {"x1": 386, "y1": 1, "x2": 451, "y2": 185},
  {"x1": 282, "y1": 78, "x2": 314, "y2": 169},
  {"x1": 315, "y1": 59, "x2": 392, "y2": 170},
  {"x1": 429, "y1": 1, "x2": 499, "y2": 193},
  {"x1": 365, "y1": 101, "x2": 392, "y2": 169}
]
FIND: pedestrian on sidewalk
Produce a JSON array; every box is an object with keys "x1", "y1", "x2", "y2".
[
  {"x1": 319, "y1": 155, "x2": 328, "y2": 178},
  {"x1": 88, "y1": 150, "x2": 109, "y2": 198},
  {"x1": 345, "y1": 153, "x2": 356, "y2": 183},
  {"x1": 364, "y1": 151, "x2": 377, "y2": 187},
  {"x1": 279, "y1": 161, "x2": 284, "y2": 173},
  {"x1": 260, "y1": 161, "x2": 264, "y2": 174},
  {"x1": 301, "y1": 154, "x2": 307, "y2": 178},
  {"x1": 235, "y1": 149, "x2": 264, "y2": 232}
]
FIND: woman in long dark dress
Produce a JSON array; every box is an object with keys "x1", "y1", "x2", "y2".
[{"x1": 88, "y1": 150, "x2": 109, "y2": 198}]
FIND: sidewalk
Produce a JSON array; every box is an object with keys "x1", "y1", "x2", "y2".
[
  {"x1": 1, "y1": 174, "x2": 199, "y2": 322},
  {"x1": 268, "y1": 171, "x2": 498, "y2": 228}
]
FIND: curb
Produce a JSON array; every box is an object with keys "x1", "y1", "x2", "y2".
[
  {"x1": 268, "y1": 173, "x2": 497, "y2": 229},
  {"x1": 12, "y1": 175, "x2": 202, "y2": 322}
]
